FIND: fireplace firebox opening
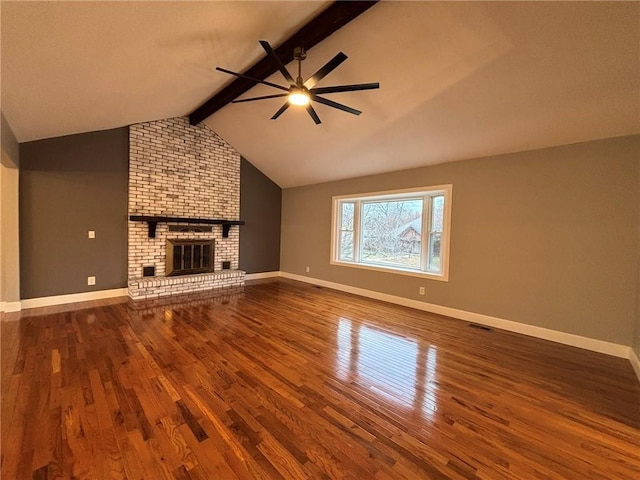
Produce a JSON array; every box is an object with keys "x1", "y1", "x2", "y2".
[{"x1": 166, "y1": 239, "x2": 215, "y2": 276}]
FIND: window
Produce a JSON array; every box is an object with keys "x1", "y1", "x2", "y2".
[{"x1": 331, "y1": 185, "x2": 452, "y2": 280}]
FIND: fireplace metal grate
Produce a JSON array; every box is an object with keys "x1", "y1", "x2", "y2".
[{"x1": 166, "y1": 239, "x2": 215, "y2": 276}]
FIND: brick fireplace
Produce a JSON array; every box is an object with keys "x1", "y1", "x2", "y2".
[{"x1": 127, "y1": 117, "x2": 245, "y2": 299}]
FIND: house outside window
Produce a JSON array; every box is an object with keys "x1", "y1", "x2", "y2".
[{"x1": 331, "y1": 185, "x2": 452, "y2": 280}]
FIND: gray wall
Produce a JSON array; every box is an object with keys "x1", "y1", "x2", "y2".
[
  {"x1": 240, "y1": 157, "x2": 281, "y2": 273},
  {"x1": 1, "y1": 112, "x2": 21, "y2": 304},
  {"x1": 20, "y1": 128, "x2": 129, "y2": 298},
  {"x1": 281, "y1": 135, "x2": 640, "y2": 346}
]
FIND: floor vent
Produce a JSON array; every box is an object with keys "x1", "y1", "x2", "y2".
[{"x1": 468, "y1": 323, "x2": 492, "y2": 331}]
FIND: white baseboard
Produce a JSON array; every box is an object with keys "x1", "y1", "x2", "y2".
[
  {"x1": 280, "y1": 272, "x2": 631, "y2": 359},
  {"x1": 245, "y1": 271, "x2": 282, "y2": 281},
  {"x1": 0, "y1": 301, "x2": 22, "y2": 313},
  {"x1": 630, "y1": 348, "x2": 640, "y2": 383},
  {"x1": 20, "y1": 288, "x2": 128, "y2": 310}
]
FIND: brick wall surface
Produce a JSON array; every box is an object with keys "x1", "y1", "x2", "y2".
[{"x1": 128, "y1": 117, "x2": 244, "y2": 298}]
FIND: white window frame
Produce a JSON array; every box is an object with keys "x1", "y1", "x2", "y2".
[{"x1": 330, "y1": 185, "x2": 452, "y2": 281}]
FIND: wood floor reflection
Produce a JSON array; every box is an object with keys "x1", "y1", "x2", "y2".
[{"x1": 2, "y1": 278, "x2": 639, "y2": 479}]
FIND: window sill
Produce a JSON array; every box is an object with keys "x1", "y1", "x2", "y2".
[{"x1": 330, "y1": 260, "x2": 449, "y2": 282}]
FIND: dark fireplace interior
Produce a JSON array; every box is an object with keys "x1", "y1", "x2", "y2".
[{"x1": 166, "y1": 239, "x2": 215, "y2": 276}]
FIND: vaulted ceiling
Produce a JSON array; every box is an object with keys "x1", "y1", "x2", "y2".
[{"x1": 2, "y1": 1, "x2": 638, "y2": 187}]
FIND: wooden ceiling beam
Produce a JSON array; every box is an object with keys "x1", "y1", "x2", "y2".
[{"x1": 188, "y1": 1, "x2": 379, "y2": 125}]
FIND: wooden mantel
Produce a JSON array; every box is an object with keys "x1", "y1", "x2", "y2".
[{"x1": 129, "y1": 215, "x2": 245, "y2": 238}]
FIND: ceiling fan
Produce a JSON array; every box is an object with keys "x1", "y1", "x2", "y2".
[{"x1": 216, "y1": 40, "x2": 379, "y2": 125}]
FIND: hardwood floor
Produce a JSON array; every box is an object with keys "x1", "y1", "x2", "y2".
[{"x1": 2, "y1": 278, "x2": 639, "y2": 479}]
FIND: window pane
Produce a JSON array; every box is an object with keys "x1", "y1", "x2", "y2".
[
  {"x1": 361, "y1": 199, "x2": 423, "y2": 269},
  {"x1": 174, "y1": 246, "x2": 182, "y2": 270},
  {"x1": 431, "y1": 195, "x2": 444, "y2": 232},
  {"x1": 184, "y1": 245, "x2": 192, "y2": 270},
  {"x1": 339, "y1": 231, "x2": 354, "y2": 261},
  {"x1": 338, "y1": 201, "x2": 355, "y2": 261},
  {"x1": 194, "y1": 245, "x2": 202, "y2": 268},
  {"x1": 341, "y1": 202, "x2": 354, "y2": 230},
  {"x1": 202, "y1": 244, "x2": 211, "y2": 268},
  {"x1": 428, "y1": 232, "x2": 441, "y2": 271}
]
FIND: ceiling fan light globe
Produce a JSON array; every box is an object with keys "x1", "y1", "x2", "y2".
[{"x1": 289, "y1": 91, "x2": 310, "y2": 106}]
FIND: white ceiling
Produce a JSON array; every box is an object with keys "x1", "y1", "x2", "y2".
[{"x1": 2, "y1": 1, "x2": 638, "y2": 188}]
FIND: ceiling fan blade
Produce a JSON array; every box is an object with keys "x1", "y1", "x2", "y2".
[
  {"x1": 311, "y1": 95, "x2": 361, "y2": 116},
  {"x1": 271, "y1": 102, "x2": 290, "y2": 120},
  {"x1": 304, "y1": 52, "x2": 348, "y2": 89},
  {"x1": 306, "y1": 104, "x2": 322, "y2": 125},
  {"x1": 259, "y1": 40, "x2": 296, "y2": 86},
  {"x1": 232, "y1": 93, "x2": 289, "y2": 104},
  {"x1": 216, "y1": 67, "x2": 289, "y2": 92},
  {"x1": 310, "y1": 82, "x2": 380, "y2": 95}
]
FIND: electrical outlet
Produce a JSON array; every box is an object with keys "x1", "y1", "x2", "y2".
[
  {"x1": 419, "y1": 286, "x2": 425, "y2": 295},
  {"x1": 306, "y1": 266, "x2": 310, "y2": 273},
  {"x1": 88, "y1": 230, "x2": 95, "y2": 239},
  {"x1": 87, "y1": 276, "x2": 96, "y2": 286}
]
